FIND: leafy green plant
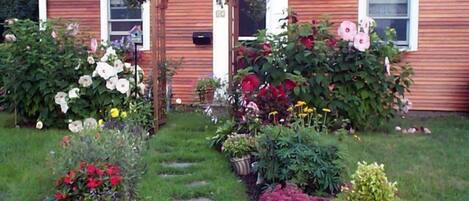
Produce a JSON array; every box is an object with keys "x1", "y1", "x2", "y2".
[
  {"x1": 196, "y1": 77, "x2": 221, "y2": 92},
  {"x1": 337, "y1": 161, "x2": 398, "y2": 201},
  {"x1": 222, "y1": 134, "x2": 256, "y2": 158},
  {"x1": 51, "y1": 127, "x2": 147, "y2": 200},
  {"x1": 235, "y1": 17, "x2": 414, "y2": 130},
  {"x1": 207, "y1": 119, "x2": 236, "y2": 150},
  {"x1": 255, "y1": 125, "x2": 343, "y2": 194},
  {"x1": 0, "y1": 19, "x2": 90, "y2": 127}
]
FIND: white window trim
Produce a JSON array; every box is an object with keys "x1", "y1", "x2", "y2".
[
  {"x1": 100, "y1": 0, "x2": 150, "y2": 51},
  {"x1": 358, "y1": 0, "x2": 419, "y2": 51},
  {"x1": 38, "y1": 0, "x2": 47, "y2": 30}
]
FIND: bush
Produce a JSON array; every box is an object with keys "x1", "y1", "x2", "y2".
[
  {"x1": 50, "y1": 127, "x2": 147, "y2": 200},
  {"x1": 235, "y1": 17, "x2": 413, "y2": 129},
  {"x1": 53, "y1": 162, "x2": 125, "y2": 201},
  {"x1": 337, "y1": 161, "x2": 398, "y2": 201},
  {"x1": 259, "y1": 183, "x2": 325, "y2": 201},
  {"x1": 0, "y1": 19, "x2": 89, "y2": 127},
  {"x1": 207, "y1": 119, "x2": 236, "y2": 150},
  {"x1": 255, "y1": 125, "x2": 343, "y2": 194},
  {"x1": 222, "y1": 134, "x2": 256, "y2": 158}
]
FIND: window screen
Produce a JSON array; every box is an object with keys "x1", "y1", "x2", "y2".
[
  {"x1": 369, "y1": 0, "x2": 409, "y2": 45},
  {"x1": 239, "y1": 0, "x2": 266, "y2": 38},
  {"x1": 109, "y1": 0, "x2": 143, "y2": 41}
]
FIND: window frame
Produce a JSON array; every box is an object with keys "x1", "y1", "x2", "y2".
[
  {"x1": 100, "y1": 0, "x2": 150, "y2": 50},
  {"x1": 358, "y1": 0, "x2": 419, "y2": 51}
]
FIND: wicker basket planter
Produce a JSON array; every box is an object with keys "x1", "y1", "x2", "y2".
[{"x1": 230, "y1": 155, "x2": 251, "y2": 176}]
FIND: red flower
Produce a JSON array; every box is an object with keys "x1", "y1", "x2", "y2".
[
  {"x1": 86, "y1": 177, "x2": 102, "y2": 189},
  {"x1": 79, "y1": 161, "x2": 87, "y2": 169},
  {"x1": 236, "y1": 46, "x2": 246, "y2": 56},
  {"x1": 96, "y1": 168, "x2": 104, "y2": 176},
  {"x1": 261, "y1": 43, "x2": 272, "y2": 55},
  {"x1": 241, "y1": 74, "x2": 260, "y2": 94},
  {"x1": 55, "y1": 192, "x2": 67, "y2": 200},
  {"x1": 300, "y1": 36, "x2": 314, "y2": 49},
  {"x1": 87, "y1": 164, "x2": 97, "y2": 175},
  {"x1": 63, "y1": 171, "x2": 75, "y2": 185},
  {"x1": 327, "y1": 38, "x2": 337, "y2": 47},
  {"x1": 258, "y1": 84, "x2": 286, "y2": 98},
  {"x1": 110, "y1": 175, "x2": 122, "y2": 186},
  {"x1": 106, "y1": 166, "x2": 121, "y2": 176},
  {"x1": 284, "y1": 79, "x2": 297, "y2": 90}
]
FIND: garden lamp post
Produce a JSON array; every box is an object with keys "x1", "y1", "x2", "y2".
[{"x1": 129, "y1": 26, "x2": 143, "y2": 98}]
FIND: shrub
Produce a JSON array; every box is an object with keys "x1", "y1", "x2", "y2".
[
  {"x1": 222, "y1": 134, "x2": 256, "y2": 158},
  {"x1": 255, "y1": 125, "x2": 343, "y2": 194},
  {"x1": 195, "y1": 77, "x2": 221, "y2": 92},
  {"x1": 235, "y1": 17, "x2": 413, "y2": 129},
  {"x1": 259, "y1": 183, "x2": 323, "y2": 201},
  {"x1": 207, "y1": 119, "x2": 236, "y2": 150},
  {"x1": 51, "y1": 127, "x2": 147, "y2": 199},
  {"x1": 338, "y1": 161, "x2": 398, "y2": 201},
  {"x1": 0, "y1": 19, "x2": 89, "y2": 127},
  {"x1": 53, "y1": 162, "x2": 125, "y2": 200}
]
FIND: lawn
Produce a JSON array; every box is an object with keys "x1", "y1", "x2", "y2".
[{"x1": 0, "y1": 112, "x2": 468, "y2": 201}]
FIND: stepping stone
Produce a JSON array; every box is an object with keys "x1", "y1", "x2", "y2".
[
  {"x1": 162, "y1": 162, "x2": 196, "y2": 169},
  {"x1": 185, "y1": 180, "x2": 208, "y2": 188},
  {"x1": 159, "y1": 173, "x2": 192, "y2": 178},
  {"x1": 176, "y1": 198, "x2": 213, "y2": 201}
]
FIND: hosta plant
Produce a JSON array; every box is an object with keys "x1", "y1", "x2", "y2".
[{"x1": 222, "y1": 134, "x2": 256, "y2": 158}]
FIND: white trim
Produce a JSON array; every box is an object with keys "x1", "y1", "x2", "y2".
[
  {"x1": 38, "y1": 0, "x2": 47, "y2": 29},
  {"x1": 213, "y1": 0, "x2": 230, "y2": 95},
  {"x1": 99, "y1": 0, "x2": 150, "y2": 51},
  {"x1": 358, "y1": 0, "x2": 419, "y2": 51},
  {"x1": 266, "y1": 0, "x2": 288, "y2": 35}
]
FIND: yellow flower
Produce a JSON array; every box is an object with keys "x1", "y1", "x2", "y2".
[
  {"x1": 110, "y1": 108, "x2": 120, "y2": 118},
  {"x1": 287, "y1": 107, "x2": 293, "y2": 112},
  {"x1": 304, "y1": 107, "x2": 315, "y2": 113},
  {"x1": 295, "y1": 101, "x2": 306, "y2": 107},
  {"x1": 353, "y1": 135, "x2": 361, "y2": 141},
  {"x1": 269, "y1": 111, "x2": 279, "y2": 116},
  {"x1": 298, "y1": 113, "x2": 308, "y2": 118},
  {"x1": 98, "y1": 119, "x2": 105, "y2": 126},
  {"x1": 322, "y1": 108, "x2": 331, "y2": 113},
  {"x1": 120, "y1": 111, "x2": 128, "y2": 119}
]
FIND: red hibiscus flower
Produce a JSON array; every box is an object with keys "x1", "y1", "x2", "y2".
[
  {"x1": 55, "y1": 192, "x2": 67, "y2": 200},
  {"x1": 87, "y1": 164, "x2": 97, "y2": 175},
  {"x1": 236, "y1": 46, "x2": 246, "y2": 56},
  {"x1": 259, "y1": 84, "x2": 286, "y2": 98},
  {"x1": 241, "y1": 74, "x2": 260, "y2": 94},
  {"x1": 110, "y1": 175, "x2": 122, "y2": 186},
  {"x1": 284, "y1": 79, "x2": 297, "y2": 90},
  {"x1": 63, "y1": 171, "x2": 75, "y2": 185},
  {"x1": 327, "y1": 38, "x2": 337, "y2": 47},
  {"x1": 261, "y1": 43, "x2": 272, "y2": 55},
  {"x1": 96, "y1": 168, "x2": 104, "y2": 176},
  {"x1": 300, "y1": 36, "x2": 314, "y2": 49},
  {"x1": 86, "y1": 178, "x2": 102, "y2": 189},
  {"x1": 106, "y1": 165, "x2": 121, "y2": 176}
]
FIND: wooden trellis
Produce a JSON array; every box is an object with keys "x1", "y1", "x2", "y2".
[{"x1": 152, "y1": 0, "x2": 168, "y2": 132}]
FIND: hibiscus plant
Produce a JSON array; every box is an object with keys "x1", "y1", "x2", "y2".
[{"x1": 234, "y1": 16, "x2": 413, "y2": 129}]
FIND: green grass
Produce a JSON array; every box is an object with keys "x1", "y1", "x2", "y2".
[
  {"x1": 0, "y1": 114, "x2": 65, "y2": 201},
  {"x1": 329, "y1": 115, "x2": 469, "y2": 201},
  {"x1": 0, "y1": 112, "x2": 468, "y2": 201},
  {"x1": 139, "y1": 112, "x2": 249, "y2": 201}
]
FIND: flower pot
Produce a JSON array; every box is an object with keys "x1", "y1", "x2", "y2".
[
  {"x1": 230, "y1": 155, "x2": 251, "y2": 176},
  {"x1": 198, "y1": 88, "x2": 215, "y2": 104}
]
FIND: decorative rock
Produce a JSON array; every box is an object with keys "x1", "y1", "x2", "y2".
[
  {"x1": 395, "y1": 126, "x2": 402, "y2": 132},
  {"x1": 159, "y1": 173, "x2": 192, "y2": 178},
  {"x1": 424, "y1": 128, "x2": 432, "y2": 134}
]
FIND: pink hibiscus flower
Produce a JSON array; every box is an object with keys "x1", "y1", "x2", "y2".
[
  {"x1": 338, "y1": 21, "x2": 357, "y2": 41},
  {"x1": 353, "y1": 32, "x2": 370, "y2": 52},
  {"x1": 359, "y1": 17, "x2": 375, "y2": 33},
  {"x1": 90, "y1": 38, "x2": 98, "y2": 53}
]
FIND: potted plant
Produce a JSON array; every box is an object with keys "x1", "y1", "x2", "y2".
[
  {"x1": 196, "y1": 77, "x2": 221, "y2": 104},
  {"x1": 222, "y1": 134, "x2": 256, "y2": 176}
]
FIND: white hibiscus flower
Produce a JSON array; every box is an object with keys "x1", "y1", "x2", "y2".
[
  {"x1": 36, "y1": 121, "x2": 43, "y2": 130},
  {"x1": 83, "y1": 118, "x2": 98, "y2": 129},
  {"x1": 106, "y1": 76, "x2": 118, "y2": 90},
  {"x1": 105, "y1": 47, "x2": 116, "y2": 56},
  {"x1": 116, "y1": 78, "x2": 130, "y2": 94},
  {"x1": 113, "y1": 60, "x2": 124, "y2": 73},
  {"x1": 4, "y1": 34, "x2": 16, "y2": 42},
  {"x1": 124, "y1": 62, "x2": 132, "y2": 71},
  {"x1": 78, "y1": 75, "x2": 93, "y2": 87},
  {"x1": 138, "y1": 83, "x2": 146, "y2": 95},
  {"x1": 68, "y1": 88, "x2": 80, "y2": 99},
  {"x1": 96, "y1": 62, "x2": 116, "y2": 80},
  {"x1": 100, "y1": 55, "x2": 109, "y2": 62},
  {"x1": 68, "y1": 120, "x2": 83, "y2": 133},
  {"x1": 87, "y1": 56, "x2": 95, "y2": 64},
  {"x1": 54, "y1": 92, "x2": 67, "y2": 105},
  {"x1": 60, "y1": 102, "x2": 69, "y2": 114}
]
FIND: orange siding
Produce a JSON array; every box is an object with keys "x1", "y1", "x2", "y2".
[
  {"x1": 290, "y1": 0, "x2": 469, "y2": 112},
  {"x1": 166, "y1": 0, "x2": 213, "y2": 103}
]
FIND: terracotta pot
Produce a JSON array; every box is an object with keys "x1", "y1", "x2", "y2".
[
  {"x1": 230, "y1": 155, "x2": 251, "y2": 176},
  {"x1": 198, "y1": 88, "x2": 215, "y2": 104}
]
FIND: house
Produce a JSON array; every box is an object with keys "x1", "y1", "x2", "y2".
[{"x1": 38, "y1": 0, "x2": 469, "y2": 112}]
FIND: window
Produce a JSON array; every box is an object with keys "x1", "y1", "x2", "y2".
[
  {"x1": 109, "y1": 0, "x2": 143, "y2": 41},
  {"x1": 100, "y1": 0, "x2": 150, "y2": 50},
  {"x1": 239, "y1": 0, "x2": 266, "y2": 40},
  {"x1": 359, "y1": 0, "x2": 419, "y2": 51}
]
